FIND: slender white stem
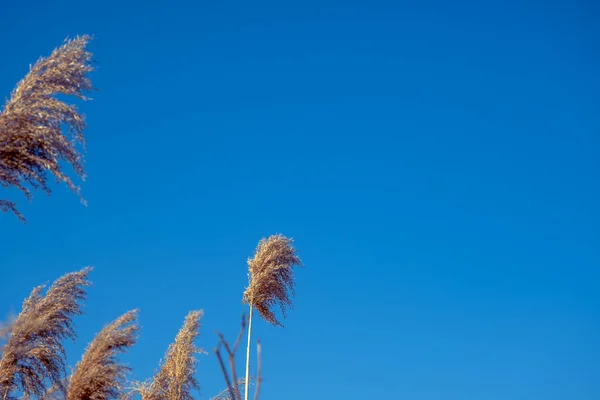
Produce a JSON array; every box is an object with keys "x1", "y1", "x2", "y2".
[{"x1": 244, "y1": 303, "x2": 254, "y2": 400}]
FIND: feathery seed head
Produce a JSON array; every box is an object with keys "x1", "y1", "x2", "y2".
[
  {"x1": 242, "y1": 234, "x2": 302, "y2": 327},
  {"x1": 67, "y1": 310, "x2": 139, "y2": 400},
  {"x1": 0, "y1": 35, "x2": 94, "y2": 222},
  {"x1": 0, "y1": 267, "x2": 91, "y2": 400},
  {"x1": 144, "y1": 310, "x2": 204, "y2": 400}
]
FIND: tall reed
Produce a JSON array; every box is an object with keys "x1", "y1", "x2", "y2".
[{"x1": 242, "y1": 234, "x2": 302, "y2": 400}]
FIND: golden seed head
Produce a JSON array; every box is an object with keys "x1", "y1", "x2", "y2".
[
  {"x1": 0, "y1": 268, "x2": 91, "y2": 399},
  {"x1": 243, "y1": 234, "x2": 303, "y2": 327},
  {"x1": 142, "y1": 311, "x2": 204, "y2": 400},
  {"x1": 0, "y1": 35, "x2": 94, "y2": 222},
  {"x1": 68, "y1": 310, "x2": 139, "y2": 400}
]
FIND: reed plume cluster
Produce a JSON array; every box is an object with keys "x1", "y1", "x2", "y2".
[
  {"x1": 0, "y1": 269, "x2": 205, "y2": 400},
  {"x1": 0, "y1": 35, "x2": 94, "y2": 222},
  {"x1": 1, "y1": 235, "x2": 303, "y2": 400},
  {"x1": 0, "y1": 268, "x2": 91, "y2": 400},
  {"x1": 2, "y1": 35, "x2": 304, "y2": 398}
]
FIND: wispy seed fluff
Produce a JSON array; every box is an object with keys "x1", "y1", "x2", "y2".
[{"x1": 243, "y1": 235, "x2": 303, "y2": 327}]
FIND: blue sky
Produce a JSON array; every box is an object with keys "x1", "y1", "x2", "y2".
[{"x1": 1, "y1": 0, "x2": 599, "y2": 398}]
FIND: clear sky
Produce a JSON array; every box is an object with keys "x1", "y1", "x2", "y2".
[{"x1": 1, "y1": 0, "x2": 599, "y2": 399}]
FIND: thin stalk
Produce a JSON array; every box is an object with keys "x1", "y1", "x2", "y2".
[
  {"x1": 244, "y1": 303, "x2": 254, "y2": 400},
  {"x1": 253, "y1": 340, "x2": 262, "y2": 400}
]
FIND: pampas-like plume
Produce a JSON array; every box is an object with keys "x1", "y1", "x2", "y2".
[
  {"x1": 140, "y1": 311, "x2": 204, "y2": 400},
  {"x1": 241, "y1": 234, "x2": 302, "y2": 400},
  {"x1": 0, "y1": 35, "x2": 94, "y2": 222},
  {"x1": 242, "y1": 235, "x2": 303, "y2": 327},
  {"x1": 67, "y1": 310, "x2": 139, "y2": 400},
  {"x1": 0, "y1": 268, "x2": 91, "y2": 400}
]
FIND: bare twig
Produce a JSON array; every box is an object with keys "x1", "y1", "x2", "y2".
[
  {"x1": 215, "y1": 344, "x2": 235, "y2": 400},
  {"x1": 215, "y1": 315, "x2": 262, "y2": 400},
  {"x1": 215, "y1": 314, "x2": 245, "y2": 400},
  {"x1": 253, "y1": 341, "x2": 262, "y2": 400}
]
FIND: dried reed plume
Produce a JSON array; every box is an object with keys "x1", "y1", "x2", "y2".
[
  {"x1": 0, "y1": 35, "x2": 94, "y2": 222},
  {"x1": 67, "y1": 310, "x2": 139, "y2": 400},
  {"x1": 0, "y1": 268, "x2": 91, "y2": 400},
  {"x1": 138, "y1": 311, "x2": 204, "y2": 400},
  {"x1": 241, "y1": 234, "x2": 302, "y2": 400},
  {"x1": 242, "y1": 235, "x2": 303, "y2": 327}
]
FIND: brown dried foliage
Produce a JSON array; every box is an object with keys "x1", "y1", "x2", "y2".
[
  {"x1": 0, "y1": 35, "x2": 94, "y2": 222},
  {"x1": 243, "y1": 235, "x2": 303, "y2": 327},
  {"x1": 67, "y1": 310, "x2": 139, "y2": 400},
  {"x1": 0, "y1": 268, "x2": 91, "y2": 400},
  {"x1": 139, "y1": 311, "x2": 204, "y2": 400}
]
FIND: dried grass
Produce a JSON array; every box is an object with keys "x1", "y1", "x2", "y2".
[
  {"x1": 243, "y1": 234, "x2": 303, "y2": 327},
  {"x1": 241, "y1": 235, "x2": 302, "y2": 400},
  {"x1": 0, "y1": 35, "x2": 94, "y2": 222},
  {"x1": 137, "y1": 311, "x2": 204, "y2": 400},
  {"x1": 67, "y1": 310, "x2": 138, "y2": 400},
  {"x1": 0, "y1": 268, "x2": 91, "y2": 400},
  {"x1": 0, "y1": 236, "x2": 300, "y2": 400}
]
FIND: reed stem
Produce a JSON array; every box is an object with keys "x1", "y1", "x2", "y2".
[{"x1": 244, "y1": 303, "x2": 254, "y2": 400}]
